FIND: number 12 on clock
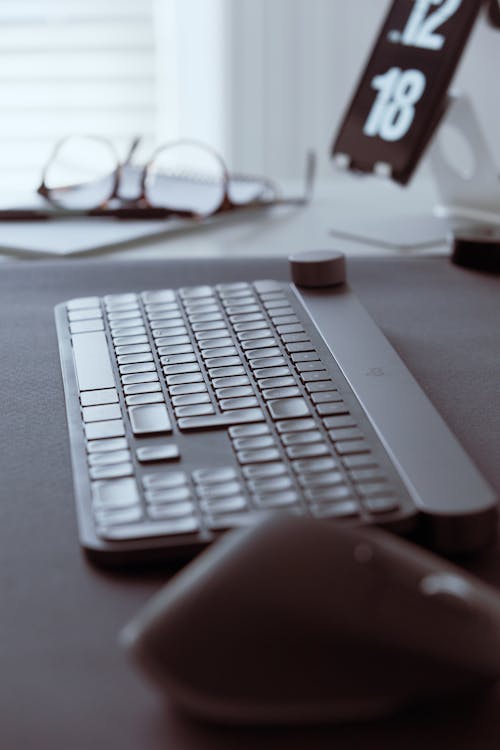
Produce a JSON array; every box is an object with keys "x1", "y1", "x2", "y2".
[{"x1": 393, "y1": 0, "x2": 463, "y2": 50}]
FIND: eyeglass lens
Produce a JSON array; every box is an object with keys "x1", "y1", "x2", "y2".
[
  {"x1": 145, "y1": 142, "x2": 226, "y2": 216},
  {"x1": 43, "y1": 136, "x2": 118, "y2": 210}
]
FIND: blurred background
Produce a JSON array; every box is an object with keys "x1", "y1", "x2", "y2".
[{"x1": 1, "y1": 0, "x2": 498, "y2": 192}]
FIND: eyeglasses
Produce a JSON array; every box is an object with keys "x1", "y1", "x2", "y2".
[{"x1": 2, "y1": 136, "x2": 315, "y2": 222}]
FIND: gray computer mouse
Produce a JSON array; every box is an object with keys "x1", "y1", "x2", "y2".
[{"x1": 121, "y1": 516, "x2": 500, "y2": 725}]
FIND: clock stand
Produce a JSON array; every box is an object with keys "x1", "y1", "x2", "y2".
[{"x1": 329, "y1": 0, "x2": 500, "y2": 268}]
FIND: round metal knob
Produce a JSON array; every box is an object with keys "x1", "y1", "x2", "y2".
[{"x1": 288, "y1": 250, "x2": 346, "y2": 288}]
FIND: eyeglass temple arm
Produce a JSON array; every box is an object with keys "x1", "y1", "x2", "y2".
[
  {"x1": 303, "y1": 150, "x2": 316, "y2": 202},
  {"x1": 214, "y1": 149, "x2": 317, "y2": 218}
]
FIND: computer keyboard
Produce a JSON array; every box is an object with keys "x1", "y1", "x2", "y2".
[{"x1": 55, "y1": 277, "x2": 497, "y2": 563}]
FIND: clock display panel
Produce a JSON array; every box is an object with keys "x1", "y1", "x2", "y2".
[{"x1": 332, "y1": 0, "x2": 483, "y2": 183}]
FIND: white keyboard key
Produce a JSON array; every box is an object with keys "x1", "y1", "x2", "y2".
[
  {"x1": 68, "y1": 307, "x2": 102, "y2": 323},
  {"x1": 204, "y1": 356, "x2": 242, "y2": 369},
  {"x1": 268, "y1": 398, "x2": 310, "y2": 420},
  {"x1": 200, "y1": 496, "x2": 248, "y2": 514},
  {"x1": 175, "y1": 403, "x2": 215, "y2": 418},
  {"x1": 125, "y1": 392, "x2": 165, "y2": 406},
  {"x1": 199, "y1": 338, "x2": 233, "y2": 350},
  {"x1": 80, "y1": 389, "x2": 118, "y2": 407},
  {"x1": 148, "y1": 502, "x2": 196, "y2": 520},
  {"x1": 119, "y1": 362, "x2": 156, "y2": 375},
  {"x1": 124, "y1": 382, "x2": 162, "y2": 395},
  {"x1": 143, "y1": 471, "x2": 187, "y2": 489},
  {"x1": 166, "y1": 372, "x2": 204, "y2": 386},
  {"x1": 91, "y1": 477, "x2": 140, "y2": 509},
  {"x1": 72, "y1": 331, "x2": 115, "y2": 392},
  {"x1": 82, "y1": 403, "x2": 122, "y2": 423},
  {"x1": 197, "y1": 481, "x2": 242, "y2": 499},
  {"x1": 163, "y1": 363, "x2": 201, "y2": 375},
  {"x1": 192, "y1": 467, "x2": 239, "y2": 484},
  {"x1": 121, "y1": 372, "x2": 159, "y2": 385},
  {"x1": 237, "y1": 448, "x2": 281, "y2": 464},
  {"x1": 129, "y1": 403, "x2": 172, "y2": 434},
  {"x1": 241, "y1": 462, "x2": 287, "y2": 479},
  {"x1": 178, "y1": 408, "x2": 264, "y2": 431},
  {"x1": 179, "y1": 285, "x2": 214, "y2": 298},
  {"x1": 105, "y1": 293, "x2": 138, "y2": 305},
  {"x1": 115, "y1": 344, "x2": 151, "y2": 355},
  {"x1": 228, "y1": 423, "x2": 271, "y2": 438},
  {"x1": 70, "y1": 319, "x2": 104, "y2": 334},
  {"x1": 95, "y1": 507, "x2": 143, "y2": 528},
  {"x1": 113, "y1": 335, "x2": 148, "y2": 346},
  {"x1": 168, "y1": 382, "x2": 207, "y2": 396},
  {"x1": 109, "y1": 317, "x2": 143, "y2": 330},
  {"x1": 117, "y1": 353, "x2": 154, "y2": 365},
  {"x1": 172, "y1": 393, "x2": 211, "y2": 407},
  {"x1": 97, "y1": 517, "x2": 200, "y2": 540},
  {"x1": 219, "y1": 396, "x2": 259, "y2": 410},
  {"x1": 89, "y1": 462, "x2": 134, "y2": 480},
  {"x1": 262, "y1": 386, "x2": 301, "y2": 400},
  {"x1": 142, "y1": 289, "x2": 176, "y2": 303},
  {"x1": 145, "y1": 487, "x2": 192, "y2": 503},
  {"x1": 85, "y1": 419, "x2": 125, "y2": 440},
  {"x1": 88, "y1": 450, "x2": 131, "y2": 466},
  {"x1": 215, "y1": 386, "x2": 254, "y2": 399},
  {"x1": 86, "y1": 437, "x2": 128, "y2": 453},
  {"x1": 232, "y1": 435, "x2": 275, "y2": 450},
  {"x1": 67, "y1": 297, "x2": 101, "y2": 310},
  {"x1": 111, "y1": 325, "x2": 146, "y2": 338},
  {"x1": 136, "y1": 444, "x2": 180, "y2": 462}
]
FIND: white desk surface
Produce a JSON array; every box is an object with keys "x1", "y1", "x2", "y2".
[{"x1": 0, "y1": 172, "x2": 449, "y2": 263}]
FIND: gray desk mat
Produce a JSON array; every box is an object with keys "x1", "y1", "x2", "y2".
[{"x1": 1, "y1": 256, "x2": 500, "y2": 749}]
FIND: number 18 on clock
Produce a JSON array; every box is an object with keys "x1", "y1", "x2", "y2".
[{"x1": 332, "y1": 0, "x2": 483, "y2": 183}]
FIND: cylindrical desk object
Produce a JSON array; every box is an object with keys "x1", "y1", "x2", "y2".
[
  {"x1": 289, "y1": 250, "x2": 346, "y2": 288},
  {"x1": 488, "y1": 0, "x2": 500, "y2": 28},
  {"x1": 450, "y1": 229, "x2": 500, "y2": 272}
]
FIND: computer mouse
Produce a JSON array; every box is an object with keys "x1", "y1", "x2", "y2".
[{"x1": 120, "y1": 515, "x2": 500, "y2": 725}]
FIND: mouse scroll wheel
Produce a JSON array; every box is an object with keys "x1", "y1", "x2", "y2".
[{"x1": 420, "y1": 573, "x2": 475, "y2": 613}]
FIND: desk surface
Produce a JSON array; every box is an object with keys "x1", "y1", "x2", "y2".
[
  {"x1": 1, "y1": 254, "x2": 500, "y2": 749},
  {"x1": 0, "y1": 173, "x2": 448, "y2": 262}
]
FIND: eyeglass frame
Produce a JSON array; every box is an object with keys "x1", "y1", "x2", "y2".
[{"x1": 34, "y1": 135, "x2": 316, "y2": 221}]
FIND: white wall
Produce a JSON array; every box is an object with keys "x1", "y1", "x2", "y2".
[
  {"x1": 154, "y1": 0, "x2": 229, "y2": 153},
  {"x1": 224, "y1": 0, "x2": 500, "y2": 181}
]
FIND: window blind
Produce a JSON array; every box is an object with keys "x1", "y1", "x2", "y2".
[{"x1": 0, "y1": 0, "x2": 156, "y2": 191}]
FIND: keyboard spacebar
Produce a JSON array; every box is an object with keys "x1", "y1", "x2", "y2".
[
  {"x1": 72, "y1": 331, "x2": 115, "y2": 392},
  {"x1": 178, "y1": 408, "x2": 264, "y2": 431}
]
